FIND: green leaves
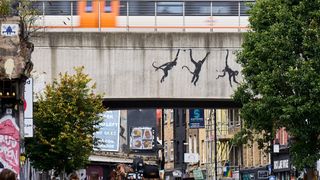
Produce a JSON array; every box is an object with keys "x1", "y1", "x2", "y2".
[
  {"x1": 234, "y1": 0, "x2": 320, "y2": 170},
  {"x1": 26, "y1": 67, "x2": 105, "y2": 174}
]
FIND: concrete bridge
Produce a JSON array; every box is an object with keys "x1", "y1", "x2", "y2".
[{"x1": 31, "y1": 32, "x2": 244, "y2": 108}]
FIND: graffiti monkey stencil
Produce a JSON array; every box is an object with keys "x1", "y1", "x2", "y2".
[
  {"x1": 216, "y1": 49, "x2": 240, "y2": 87},
  {"x1": 182, "y1": 49, "x2": 210, "y2": 86},
  {"x1": 152, "y1": 49, "x2": 180, "y2": 83}
]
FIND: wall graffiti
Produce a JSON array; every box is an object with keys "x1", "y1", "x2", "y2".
[
  {"x1": 152, "y1": 49, "x2": 180, "y2": 83},
  {"x1": 152, "y1": 48, "x2": 240, "y2": 88},
  {"x1": 0, "y1": 115, "x2": 20, "y2": 176},
  {"x1": 216, "y1": 49, "x2": 240, "y2": 88},
  {"x1": 182, "y1": 49, "x2": 210, "y2": 86}
]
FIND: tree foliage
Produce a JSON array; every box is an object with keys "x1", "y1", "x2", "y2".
[
  {"x1": 234, "y1": 0, "x2": 320, "y2": 170},
  {"x1": 0, "y1": 0, "x2": 11, "y2": 17},
  {"x1": 26, "y1": 67, "x2": 105, "y2": 174}
]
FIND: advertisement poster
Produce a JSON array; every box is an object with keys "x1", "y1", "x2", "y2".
[
  {"x1": 94, "y1": 111, "x2": 120, "y2": 151},
  {"x1": 189, "y1": 109, "x2": 205, "y2": 128},
  {"x1": 130, "y1": 127, "x2": 154, "y2": 150},
  {"x1": 0, "y1": 115, "x2": 20, "y2": 175}
]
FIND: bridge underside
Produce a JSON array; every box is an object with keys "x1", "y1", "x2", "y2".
[{"x1": 104, "y1": 98, "x2": 241, "y2": 109}]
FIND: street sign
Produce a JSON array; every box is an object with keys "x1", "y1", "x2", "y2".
[
  {"x1": 189, "y1": 109, "x2": 205, "y2": 128},
  {"x1": 24, "y1": 78, "x2": 33, "y2": 138},
  {"x1": 184, "y1": 153, "x2": 199, "y2": 163},
  {"x1": 193, "y1": 169, "x2": 204, "y2": 180},
  {"x1": 1, "y1": 24, "x2": 19, "y2": 36}
]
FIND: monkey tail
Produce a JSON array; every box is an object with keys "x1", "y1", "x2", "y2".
[
  {"x1": 152, "y1": 62, "x2": 160, "y2": 71},
  {"x1": 182, "y1": 66, "x2": 194, "y2": 75}
]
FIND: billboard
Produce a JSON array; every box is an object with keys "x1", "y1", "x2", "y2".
[
  {"x1": 94, "y1": 111, "x2": 120, "y2": 151},
  {"x1": 130, "y1": 127, "x2": 155, "y2": 150},
  {"x1": 127, "y1": 109, "x2": 157, "y2": 153},
  {"x1": 189, "y1": 109, "x2": 205, "y2": 128}
]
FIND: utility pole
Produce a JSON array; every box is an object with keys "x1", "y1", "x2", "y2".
[
  {"x1": 214, "y1": 109, "x2": 217, "y2": 180},
  {"x1": 161, "y1": 109, "x2": 165, "y2": 170}
]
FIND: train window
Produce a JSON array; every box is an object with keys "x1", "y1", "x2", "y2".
[
  {"x1": 105, "y1": 0, "x2": 111, "y2": 13},
  {"x1": 185, "y1": 2, "x2": 210, "y2": 16},
  {"x1": 157, "y1": 2, "x2": 183, "y2": 16},
  {"x1": 212, "y1": 1, "x2": 238, "y2": 16},
  {"x1": 44, "y1": 1, "x2": 73, "y2": 15},
  {"x1": 128, "y1": 1, "x2": 155, "y2": 16},
  {"x1": 85, "y1": 0, "x2": 93, "y2": 12},
  {"x1": 240, "y1": 1, "x2": 253, "y2": 16},
  {"x1": 31, "y1": 1, "x2": 43, "y2": 15},
  {"x1": 72, "y1": 1, "x2": 78, "y2": 15},
  {"x1": 119, "y1": 1, "x2": 127, "y2": 16}
]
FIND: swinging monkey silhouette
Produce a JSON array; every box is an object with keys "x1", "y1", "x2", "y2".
[
  {"x1": 152, "y1": 49, "x2": 180, "y2": 83},
  {"x1": 216, "y1": 49, "x2": 240, "y2": 87},
  {"x1": 182, "y1": 49, "x2": 210, "y2": 86}
]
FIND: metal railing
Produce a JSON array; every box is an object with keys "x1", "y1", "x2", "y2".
[{"x1": 31, "y1": 0, "x2": 253, "y2": 32}]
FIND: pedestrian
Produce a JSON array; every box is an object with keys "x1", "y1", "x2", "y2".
[
  {"x1": 69, "y1": 172, "x2": 79, "y2": 180},
  {"x1": 0, "y1": 168, "x2": 17, "y2": 180}
]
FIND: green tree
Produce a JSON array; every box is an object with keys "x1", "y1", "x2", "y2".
[
  {"x1": 234, "y1": 0, "x2": 320, "y2": 177},
  {"x1": 0, "y1": 0, "x2": 11, "y2": 17},
  {"x1": 26, "y1": 67, "x2": 105, "y2": 175}
]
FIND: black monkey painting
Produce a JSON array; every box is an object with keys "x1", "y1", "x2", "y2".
[
  {"x1": 152, "y1": 49, "x2": 180, "y2": 83},
  {"x1": 216, "y1": 49, "x2": 240, "y2": 87},
  {"x1": 182, "y1": 49, "x2": 210, "y2": 86}
]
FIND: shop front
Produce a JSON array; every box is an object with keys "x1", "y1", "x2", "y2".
[{"x1": 272, "y1": 150, "x2": 292, "y2": 180}]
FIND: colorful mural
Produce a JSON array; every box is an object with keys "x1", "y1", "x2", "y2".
[{"x1": 0, "y1": 115, "x2": 20, "y2": 175}]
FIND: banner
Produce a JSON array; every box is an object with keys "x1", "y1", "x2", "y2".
[
  {"x1": 189, "y1": 109, "x2": 205, "y2": 128},
  {"x1": 94, "y1": 111, "x2": 120, "y2": 151}
]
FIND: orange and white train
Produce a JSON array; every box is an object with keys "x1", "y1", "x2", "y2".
[{"x1": 32, "y1": 0, "x2": 254, "y2": 32}]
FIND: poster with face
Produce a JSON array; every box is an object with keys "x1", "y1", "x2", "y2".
[{"x1": 130, "y1": 127, "x2": 154, "y2": 150}]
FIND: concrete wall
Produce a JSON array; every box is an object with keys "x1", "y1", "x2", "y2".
[{"x1": 31, "y1": 32, "x2": 243, "y2": 100}]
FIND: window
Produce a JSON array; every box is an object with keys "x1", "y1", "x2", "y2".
[
  {"x1": 164, "y1": 141, "x2": 168, "y2": 162},
  {"x1": 157, "y1": 2, "x2": 183, "y2": 16},
  {"x1": 164, "y1": 110, "x2": 167, "y2": 124},
  {"x1": 170, "y1": 140, "x2": 174, "y2": 161},
  {"x1": 176, "y1": 141, "x2": 180, "y2": 162},
  {"x1": 44, "y1": 1, "x2": 75, "y2": 15},
  {"x1": 212, "y1": 2, "x2": 238, "y2": 16},
  {"x1": 201, "y1": 140, "x2": 205, "y2": 164},
  {"x1": 175, "y1": 109, "x2": 179, "y2": 127},
  {"x1": 228, "y1": 109, "x2": 234, "y2": 127},
  {"x1": 119, "y1": 1, "x2": 127, "y2": 16},
  {"x1": 193, "y1": 135, "x2": 197, "y2": 154},
  {"x1": 105, "y1": 0, "x2": 111, "y2": 13},
  {"x1": 188, "y1": 136, "x2": 192, "y2": 153},
  {"x1": 185, "y1": 2, "x2": 210, "y2": 16},
  {"x1": 128, "y1": 1, "x2": 155, "y2": 16},
  {"x1": 240, "y1": 1, "x2": 253, "y2": 16},
  {"x1": 85, "y1": 0, "x2": 93, "y2": 12},
  {"x1": 31, "y1": 1, "x2": 43, "y2": 15},
  {"x1": 170, "y1": 109, "x2": 174, "y2": 123},
  {"x1": 182, "y1": 110, "x2": 186, "y2": 126},
  {"x1": 228, "y1": 109, "x2": 241, "y2": 127}
]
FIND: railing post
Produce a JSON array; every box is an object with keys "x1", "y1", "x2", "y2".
[
  {"x1": 210, "y1": 1, "x2": 213, "y2": 32},
  {"x1": 238, "y1": 1, "x2": 241, "y2": 32},
  {"x1": 127, "y1": 1, "x2": 129, "y2": 31},
  {"x1": 183, "y1": 1, "x2": 185, "y2": 32},
  {"x1": 155, "y1": 1, "x2": 157, "y2": 32},
  {"x1": 71, "y1": 1, "x2": 73, "y2": 31},
  {"x1": 98, "y1": 0, "x2": 101, "y2": 32},
  {"x1": 42, "y1": 1, "x2": 45, "y2": 32}
]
